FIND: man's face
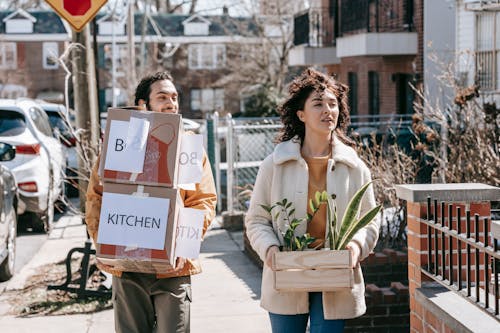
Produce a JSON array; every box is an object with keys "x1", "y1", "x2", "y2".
[{"x1": 139, "y1": 79, "x2": 179, "y2": 113}]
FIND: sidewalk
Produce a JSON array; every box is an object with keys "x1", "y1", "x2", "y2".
[{"x1": 0, "y1": 215, "x2": 270, "y2": 332}]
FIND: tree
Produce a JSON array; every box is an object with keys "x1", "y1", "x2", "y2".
[{"x1": 211, "y1": 0, "x2": 306, "y2": 116}]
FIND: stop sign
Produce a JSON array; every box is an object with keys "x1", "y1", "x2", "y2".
[
  {"x1": 45, "y1": 0, "x2": 108, "y2": 32},
  {"x1": 64, "y1": 0, "x2": 91, "y2": 16}
]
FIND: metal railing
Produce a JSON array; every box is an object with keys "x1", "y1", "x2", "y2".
[
  {"x1": 421, "y1": 197, "x2": 500, "y2": 319},
  {"x1": 340, "y1": 0, "x2": 414, "y2": 36},
  {"x1": 293, "y1": 7, "x2": 335, "y2": 47},
  {"x1": 211, "y1": 114, "x2": 431, "y2": 213}
]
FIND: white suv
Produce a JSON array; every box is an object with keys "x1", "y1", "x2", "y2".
[{"x1": 0, "y1": 99, "x2": 66, "y2": 232}]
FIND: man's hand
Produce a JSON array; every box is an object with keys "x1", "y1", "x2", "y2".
[
  {"x1": 265, "y1": 246, "x2": 279, "y2": 270},
  {"x1": 346, "y1": 242, "x2": 361, "y2": 268}
]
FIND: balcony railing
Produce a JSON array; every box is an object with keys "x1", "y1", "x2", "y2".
[
  {"x1": 293, "y1": 7, "x2": 335, "y2": 47},
  {"x1": 340, "y1": 0, "x2": 414, "y2": 36}
]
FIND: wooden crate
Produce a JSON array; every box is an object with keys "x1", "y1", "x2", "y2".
[{"x1": 272, "y1": 250, "x2": 354, "y2": 292}]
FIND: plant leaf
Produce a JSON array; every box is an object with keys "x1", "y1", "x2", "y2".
[
  {"x1": 315, "y1": 191, "x2": 321, "y2": 206},
  {"x1": 309, "y1": 199, "x2": 315, "y2": 212},
  {"x1": 337, "y1": 181, "x2": 373, "y2": 248},
  {"x1": 337, "y1": 205, "x2": 382, "y2": 250},
  {"x1": 259, "y1": 204, "x2": 272, "y2": 213}
]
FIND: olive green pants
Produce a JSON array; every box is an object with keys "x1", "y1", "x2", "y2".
[{"x1": 112, "y1": 273, "x2": 191, "y2": 333}]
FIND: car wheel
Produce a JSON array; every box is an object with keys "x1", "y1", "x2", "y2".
[
  {"x1": 0, "y1": 208, "x2": 17, "y2": 281},
  {"x1": 33, "y1": 173, "x2": 55, "y2": 234}
]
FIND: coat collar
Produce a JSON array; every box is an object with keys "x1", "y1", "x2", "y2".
[{"x1": 273, "y1": 136, "x2": 358, "y2": 169}]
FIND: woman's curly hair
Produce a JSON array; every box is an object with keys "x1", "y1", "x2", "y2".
[{"x1": 277, "y1": 68, "x2": 354, "y2": 147}]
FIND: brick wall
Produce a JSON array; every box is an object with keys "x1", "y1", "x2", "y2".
[
  {"x1": 406, "y1": 200, "x2": 492, "y2": 332},
  {"x1": 328, "y1": 55, "x2": 415, "y2": 116}
]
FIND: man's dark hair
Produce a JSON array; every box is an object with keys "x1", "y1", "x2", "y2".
[{"x1": 134, "y1": 71, "x2": 174, "y2": 106}]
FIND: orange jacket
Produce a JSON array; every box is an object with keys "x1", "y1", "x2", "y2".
[{"x1": 85, "y1": 153, "x2": 217, "y2": 278}]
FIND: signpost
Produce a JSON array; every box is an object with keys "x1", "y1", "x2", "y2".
[{"x1": 45, "y1": 0, "x2": 108, "y2": 32}]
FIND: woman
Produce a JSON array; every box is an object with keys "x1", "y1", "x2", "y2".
[{"x1": 245, "y1": 68, "x2": 380, "y2": 333}]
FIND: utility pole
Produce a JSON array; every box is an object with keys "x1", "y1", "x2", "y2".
[
  {"x1": 128, "y1": 0, "x2": 137, "y2": 98},
  {"x1": 71, "y1": 25, "x2": 100, "y2": 211}
]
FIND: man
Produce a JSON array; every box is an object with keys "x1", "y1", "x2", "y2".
[{"x1": 85, "y1": 71, "x2": 217, "y2": 332}]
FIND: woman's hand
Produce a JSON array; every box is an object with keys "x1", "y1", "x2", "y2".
[
  {"x1": 265, "y1": 246, "x2": 280, "y2": 270},
  {"x1": 346, "y1": 242, "x2": 361, "y2": 268}
]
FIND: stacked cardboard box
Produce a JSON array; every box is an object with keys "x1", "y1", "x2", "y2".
[{"x1": 96, "y1": 107, "x2": 183, "y2": 274}]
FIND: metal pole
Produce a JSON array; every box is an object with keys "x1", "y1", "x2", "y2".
[
  {"x1": 226, "y1": 114, "x2": 234, "y2": 214},
  {"x1": 111, "y1": 11, "x2": 117, "y2": 107},
  {"x1": 213, "y1": 112, "x2": 222, "y2": 213},
  {"x1": 127, "y1": 0, "x2": 136, "y2": 95}
]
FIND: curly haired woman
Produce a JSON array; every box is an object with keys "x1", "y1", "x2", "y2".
[{"x1": 245, "y1": 68, "x2": 380, "y2": 333}]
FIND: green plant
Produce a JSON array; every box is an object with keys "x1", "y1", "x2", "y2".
[
  {"x1": 261, "y1": 198, "x2": 315, "y2": 251},
  {"x1": 261, "y1": 181, "x2": 382, "y2": 251}
]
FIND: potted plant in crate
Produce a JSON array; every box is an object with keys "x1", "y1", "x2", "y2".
[{"x1": 261, "y1": 181, "x2": 381, "y2": 292}]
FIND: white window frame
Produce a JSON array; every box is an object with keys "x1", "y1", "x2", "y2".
[
  {"x1": 476, "y1": 12, "x2": 500, "y2": 90},
  {"x1": 188, "y1": 44, "x2": 226, "y2": 70},
  {"x1": 104, "y1": 43, "x2": 128, "y2": 77},
  {"x1": 190, "y1": 88, "x2": 224, "y2": 112},
  {"x1": 43, "y1": 42, "x2": 59, "y2": 69},
  {"x1": 0, "y1": 42, "x2": 17, "y2": 69}
]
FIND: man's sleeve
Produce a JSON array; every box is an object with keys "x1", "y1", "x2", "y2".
[
  {"x1": 180, "y1": 151, "x2": 217, "y2": 237},
  {"x1": 85, "y1": 158, "x2": 103, "y2": 244}
]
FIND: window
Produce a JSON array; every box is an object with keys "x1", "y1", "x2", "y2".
[
  {"x1": 0, "y1": 42, "x2": 17, "y2": 69},
  {"x1": 190, "y1": 88, "x2": 224, "y2": 112},
  {"x1": 476, "y1": 12, "x2": 500, "y2": 90},
  {"x1": 394, "y1": 73, "x2": 415, "y2": 115},
  {"x1": 368, "y1": 71, "x2": 379, "y2": 116},
  {"x1": 103, "y1": 43, "x2": 128, "y2": 77},
  {"x1": 43, "y1": 42, "x2": 59, "y2": 69},
  {"x1": 29, "y1": 107, "x2": 53, "y2": 137},
  {"x1": 188, "y1": 44, "x2": 226, "y2": 69},
  {"x1": 347, "y1": 72, "x2": 357, "y2": 115}
]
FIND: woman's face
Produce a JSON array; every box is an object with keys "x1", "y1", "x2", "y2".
[{"x1": 296, "y1": 89, "x2": 339, "y2": 137}]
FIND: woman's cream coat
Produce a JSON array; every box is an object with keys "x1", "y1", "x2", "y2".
[{"x1": 245, "y1": 136, "x2": 379, "y2": 320}]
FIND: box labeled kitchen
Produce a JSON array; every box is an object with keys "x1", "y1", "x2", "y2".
[
  {"x1": 96, "y1": 182, "x2": 180, "y2": 274},
  {"x1": 99, "y1": 107, "x2": 182, "y2": 187},
  {"x1": 272, "y1": 250, "x2": 354, "y2": 292}
]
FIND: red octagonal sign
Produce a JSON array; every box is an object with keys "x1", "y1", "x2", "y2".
[
  {"x1": 45, "y1": 0, "x2": 107, "y2": 32},
  {"x1": 64, "y1": 0, "x2": 91, "y2": 16}
]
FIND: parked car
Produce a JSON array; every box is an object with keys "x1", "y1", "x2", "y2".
[
  {"x1": 0, "y1": 142, "x2": 18, "y2": 281},
  {"x1": 37, "y1": 102, "x2": 78, "y2": 198},
  {"x1": 0, "y1": 99, "x2": 66, "y2": 232}
]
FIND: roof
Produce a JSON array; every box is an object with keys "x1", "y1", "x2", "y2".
[
  {"x1": 0, "y1": 10, "x2": 256, "y2": 37},
  {"x1": 0, "y1": 10, "x2": 67, "y2": 34}
]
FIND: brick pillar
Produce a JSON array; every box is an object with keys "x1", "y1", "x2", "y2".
[{"x1": 395, "y1": 183, "x2": 499, "y2": 333}]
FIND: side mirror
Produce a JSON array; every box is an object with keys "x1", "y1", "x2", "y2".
[{"x1": 0, "y1": 143, "x2": 15, "y2": 161}]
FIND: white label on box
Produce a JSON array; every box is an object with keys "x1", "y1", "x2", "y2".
[
  {"x1": 126, "y1": 117, "x2": 149, "y2": 150},
  {"x1": 178, "y1": 134, "x2": 203, "y2": 187},
  {"x1": 97, "y1": 192, "x2": 170, "y2": 250},
  {"x1": 175, "y1": 207, "x2": 204, "y2": 259},
  {"x1": 104, "y1": 119, "x2": 149, "y2": 173}
]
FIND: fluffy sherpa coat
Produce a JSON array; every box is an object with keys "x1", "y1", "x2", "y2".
[{"x1": 245, "y1": 136, "x2": 379, "y2": 319}]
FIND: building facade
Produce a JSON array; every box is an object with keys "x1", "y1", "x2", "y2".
[{"x1": 290, "y1": 0, "x2": 424, "y2": 119}]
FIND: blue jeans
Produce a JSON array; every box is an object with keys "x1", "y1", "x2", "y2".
[{"x1": 269, "y1": 292, "x2": 345, "y2": 333}]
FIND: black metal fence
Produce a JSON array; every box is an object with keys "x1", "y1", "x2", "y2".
[
  {"x1": 340, "y1": 0, "x2": 414, "y2": 35},
  {"x1": 421, "y1": 197, "x2": 500, "y2": 319},
  {"x1": 293, "y1": 7, "x2": 335, "y2": 47}
]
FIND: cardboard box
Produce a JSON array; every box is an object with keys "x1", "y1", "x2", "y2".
[
  {"x1": 272, "y1": 250, "x2": 354, "y2": 292},
  {"x1": 99, "y1": 107, "x2": 182, "y2": 187},
  {"x1": 96, "y1": 182, "x2": 181, "y2": 274}
]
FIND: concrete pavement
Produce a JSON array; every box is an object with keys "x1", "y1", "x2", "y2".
[{"x1": 0, "y1": 214, "x2": 271, "y2": 332}]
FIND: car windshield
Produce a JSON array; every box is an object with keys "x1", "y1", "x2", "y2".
[
  {"x1": 0, "y1": 110, "x2": 27, "y2": 136},
  {"x1": 47, "y1": 112, "x2": 71, "y2": 134}
]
